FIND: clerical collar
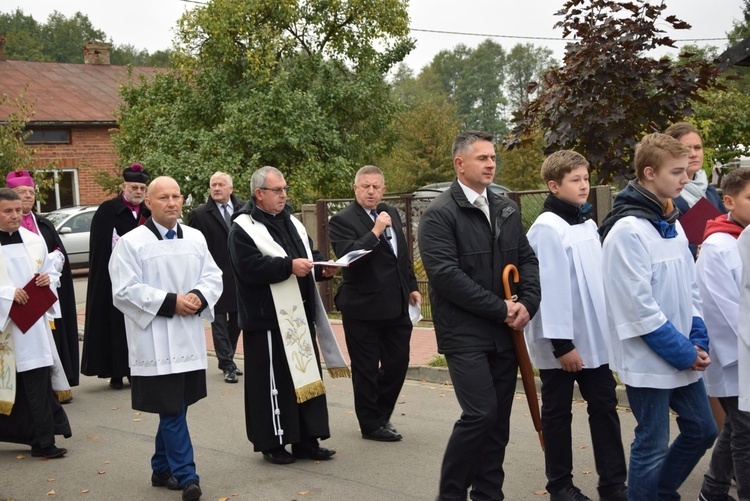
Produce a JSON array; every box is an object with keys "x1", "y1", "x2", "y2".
[
  {"x1": 21, "y1": 212, "x2": 38, "y2": 234},
  {"x1": 0, "y1": 229, "x2": 22, "y2": 245}
]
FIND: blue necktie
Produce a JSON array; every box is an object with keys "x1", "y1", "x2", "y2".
[{"x1": 165, "y1": 229, "x2": 176, "y2": 239}]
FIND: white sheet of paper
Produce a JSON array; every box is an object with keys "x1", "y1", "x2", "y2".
[
  {"x1": 313, "y1": 249, "x2": 372, "y2": 267},
  {"x1": 409, "y1": 302, "x2": 423, "y2": 325}
]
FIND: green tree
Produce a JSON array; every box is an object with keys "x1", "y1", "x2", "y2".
[
  {"x1": 498, "y1": 132, "x2": 547, "y2": 191},
  {"x1": 0, "y1": 9, "x2": 45, "y2": 61},
  {"x1": 508, "y1": 0, "x2": 723, "y2": 185},
  {"x1": 504, "y1": 44, "x2": 555, "y2": 112},
  {"x1": 0, "y1": 90, "x2": 56, "y2": 191},
  {"x1": 40, "y1": 11, "x2": 106, "y2": 63},
  {"x1": 421, "y1": 40, "x2": 508, "y2": 136},
  {"x1": 114, "y1": 0, "x2": 413, "y2": 206}
]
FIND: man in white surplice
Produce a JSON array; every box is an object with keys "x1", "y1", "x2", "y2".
[
  {"x1": 0, "y1": 187, "x2": 71, "y2": 459},
  {"x1": 110, "y1": 177, "x2": 222, "y2": 501}
]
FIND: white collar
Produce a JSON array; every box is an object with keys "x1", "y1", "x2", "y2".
[{"x1": 457, "y1": 179, "x2": 488, "y2": 205}]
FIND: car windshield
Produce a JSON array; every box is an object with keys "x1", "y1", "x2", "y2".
[{"x1": 45, "y1": 212, "x2": 70, "y2": 226}]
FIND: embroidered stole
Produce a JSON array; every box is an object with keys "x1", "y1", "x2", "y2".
[
  {"x1": 0, "y1": 228, "x2": 46, "y2": 415},
  {"x1": 234, "y1": 214, "x2": 350, "y2": 405}
]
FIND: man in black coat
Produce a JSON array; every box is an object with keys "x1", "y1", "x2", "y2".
[
  {"x1": 187, "y1": 171, "x2": 244, "y2": 383},
  {"x1": 6, "y1": 170, "x2": 79, "y2": 389},
  {"x1": 81, "y1": 164, "x2": 151, "y2": 389},
  {"x1": 418, "y1": 131, "x2": 541, "y2": 501},
  {"x1": 328, "y1": 165, "x2": 420, "y2": 442}
]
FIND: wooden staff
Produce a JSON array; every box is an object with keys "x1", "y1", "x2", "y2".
[{"x1": 502, "y1": 263, "x2": 544, "y2": 451}]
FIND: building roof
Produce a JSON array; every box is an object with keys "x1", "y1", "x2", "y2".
[
  {"x1": 719, "y1": 37, "x2": 750, "y2": 67},
  {"x1": 0, "y1": 59, "x2": 164, "y2": 125}
]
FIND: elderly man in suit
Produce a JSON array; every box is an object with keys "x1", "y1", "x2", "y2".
[
  {"x1": 188, "y1": 172, "x2": 244, "y2": 383},
  {"x1": 329, "y1": 165, "x2": 421, "y2": 442}
]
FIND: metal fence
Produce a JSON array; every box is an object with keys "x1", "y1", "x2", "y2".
[{"x1": 315, "y1": 186, "x2": 613, "y2": 321}]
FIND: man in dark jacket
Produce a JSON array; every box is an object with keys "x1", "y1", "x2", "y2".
[
  {"x1": 188, "y1": 172, "x2": 244, "y2": 383},
  {"x1": 329, "y1": 165, "x2": 420, "y2": 442},
  {"x1": 228, "y1": 166, "x2": 345, "y2": 466},
  {"x1": 81, "y1": 164, "x2": 151, "y2": 389},
  {"x1": 418, "y1": 131, "x2": 541, "y2": 501}
]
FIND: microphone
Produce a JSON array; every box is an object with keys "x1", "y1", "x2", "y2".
[{"x1": 376, "y1": 203, "x2": 392, "y2": 240}]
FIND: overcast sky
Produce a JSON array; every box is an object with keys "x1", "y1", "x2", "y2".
[{"x1": 5, "y1": 0, "x2": 745, "y2": 71}]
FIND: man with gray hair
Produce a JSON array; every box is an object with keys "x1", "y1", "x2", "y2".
[
  {"x1": 228, "y1": 166, "x2": 349, "y2": 465},
  {"x1": 188, "y1": 172, "x2": 245, "y2": 383},
  {"x1": 329, "y1": 165, "x2": 420, "y2": 442}
]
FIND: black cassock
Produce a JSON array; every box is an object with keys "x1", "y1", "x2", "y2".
[{"x1": 81, "y1": 194, "x2": 150, "y2": 379}]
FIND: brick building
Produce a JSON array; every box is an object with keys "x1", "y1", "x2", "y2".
[{"x1": 0, "y1": 40, "x2": 164, "y2": 210}]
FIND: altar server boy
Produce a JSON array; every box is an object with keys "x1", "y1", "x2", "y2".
[
  {"x1": 599, "y1": 133, "x2": 717, "y2": 500},
  {"x1": 696, "y1": 167, "x2": 750, "y2": 501},
  {"x1": 526, "y1": 150, "x2": 627, "y2": 501}
]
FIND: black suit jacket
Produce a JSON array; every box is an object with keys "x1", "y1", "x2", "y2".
[
  {"x1": 329, "y1": 202, "x2": 418, "y2": 321},
  {"x1": 187, "y1": 194, "x2": 244, "y2": 313}
]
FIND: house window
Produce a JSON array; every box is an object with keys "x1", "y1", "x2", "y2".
[
  {"x1": 24, "y1": 129, "x2": 71, "y2": 144},
  {"x1": 38, "y1": 169, "x2": 79, "y2": 212}
]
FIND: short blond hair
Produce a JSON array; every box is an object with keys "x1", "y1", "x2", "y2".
[
  {"x1": 634, "y1": 133, "x2": 689, "y2": 180},
  {"x1": 540, "y1": 150, "x2": 589, "y2": 184}
]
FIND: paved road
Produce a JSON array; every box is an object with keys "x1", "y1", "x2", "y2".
[{"x1": 1, "y1": 274, "x2": 728, "y2": 500}]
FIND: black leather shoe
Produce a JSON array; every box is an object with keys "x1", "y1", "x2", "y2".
[
  {"x1": 151, "y1": 470, "x2": 180, "y2": 490},
  {"x1": 182, "y1": 479, "x2": 202, "y2": 501},
  {"x1": 384, "y1": 421, "x2": 399, "y2": 434},
  {"x1": 223, "y1": 368, "x2": 238, "y2": 383},
  {"x1": 292, "y1": 445, "x2": 336, "y2": 460},
  {"x1": 109, "y1": 377, "x2": 123, "y2": 389},
  {"x1": 362, "y1": 425, "x2": 402, "y2": 442},
  {"x1": 262, "y1": 447, "x2": 296, "y2": 464},
  {"x1": 31, "y1": 446, "x2": 67, "y2": 458},
  {"x1": 234, "y1": 367, "x2": 243, "y2": 376}
]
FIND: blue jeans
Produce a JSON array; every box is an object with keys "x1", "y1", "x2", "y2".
[
  {"x1": 626, "y1": 380, "x2": 717, "y2": 501},
  {"x1": 151, "y1": 406, "x2": 199, "y2": 487}
]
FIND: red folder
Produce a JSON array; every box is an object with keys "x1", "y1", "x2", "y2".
[
  {"x1": 8, "y1": 275, "x2": 58, "y2": 334},
  {"x1": 679, "y1": 197, "x2": 723, "y2": 245}
]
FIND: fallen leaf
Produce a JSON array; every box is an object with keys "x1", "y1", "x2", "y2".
[
  {"x1": 533, "y1": 489, "x2": 548, "y2": 495},
  {"x1": 48, "y1": 478, "x2": 55, "y2": 482},
  {"x1": 218, "y1": 498, "x2": 229, "y2": 501},
  {"x1": 16, "y1": 454, "x2": 26, "y2": 459},
  {"x1": 85, "y1": 435, "x2": 100, "y2": 440},
  {"x1": 98, "y1": 471, "x2": 106, "y2": 475},
  {"x1": 81, "y1": 489, "x2": 90, "y2": 493},
  {"x1": 134, "y1": 412, "x2": 141, "y2": 415},
  {"x1": 397, "y1": 401, "x2": 405, "y2": 404},
  {"x1": 111, "y1": 407, "x2": 118, "y2": 410},
  {"x1": 297, "y1": 491, "x2": 310, "y2": 495},
  {"x1": 47, "y1": 489, "x2": 55, "y2": 495},
  {"x1": 582, "y1": 470, "x2": 592, "y2": 474},
  {"x1": 104, "y1": 461, "x2": 110, "y2": 464},
  {"x1": 576, "y1": 445, "x2": 587, "y2": 449},
  {"x1": 132, "y1": 418, "x2": 141, "y2": 422},
  {"x1": 346, "y1": 411, "x2": 354, "y2": 414}
]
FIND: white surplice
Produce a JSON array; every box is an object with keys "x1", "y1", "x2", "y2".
[
  {"x1": 0, "y1": 228, "x2": 58, "y2": 372},
  {"x1": 696, "y1": 231, "x2": 741, "y2": 398},
  {"x1": 736, "y1": 227, "x2": 750, "y2": 411},
  {"x1": 525, "y1": 214, "x2": 609, "y2": 370},
  {"x1": 109, "y1": 224, "x2": 223, "y2": 377},
  {"x1": 602, "y1": 216, "x2": 703, "y2": 389}
]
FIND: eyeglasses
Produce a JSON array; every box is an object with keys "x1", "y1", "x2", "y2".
[{"x1": 259, "y1": 186, "x2": 290, "y2": 195}]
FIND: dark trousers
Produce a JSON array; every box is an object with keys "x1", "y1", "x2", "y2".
[
  {"x1": 539, "y1": 364, "x2": 627, "y2": 495},
  {"x1": 19, "y1": 367, "x2": 57, "y2": 449},
  {"x1": 211, "y1": 311, "x2": 240, "y2": 371},
  {"x1": 440, "y1": 350, "x2": 517, "y2": 501},
  {"x1": 342, "y1": 313, "x2": 412, "y2": 433}
]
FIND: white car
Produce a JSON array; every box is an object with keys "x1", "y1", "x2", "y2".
[{"x1": 44, "y1": 206, "x2": 98, "y2": 269}]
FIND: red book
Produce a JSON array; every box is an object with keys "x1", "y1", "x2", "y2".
[
  {"x1": 8, "y1": 275, "x2": 58, "y2": 334},
  {"x1": 679, "y1": 197, "x2": 723, "y2": 246}
]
